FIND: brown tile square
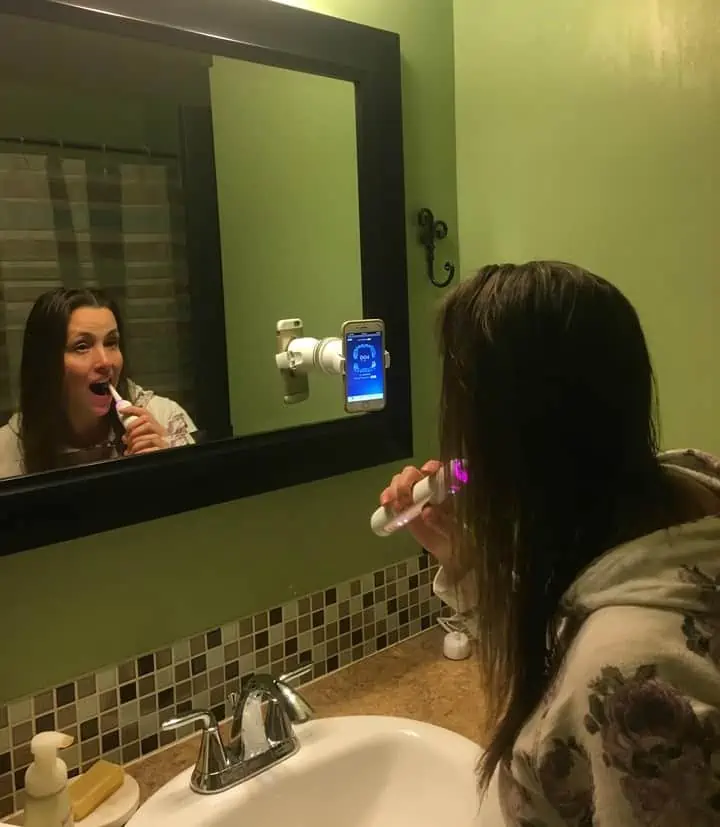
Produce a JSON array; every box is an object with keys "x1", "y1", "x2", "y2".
[
  {"x1": 0, "y1": 796, "x2": 12, "y2": 819},
  {"x1": 375, "y1": 586, "x2": 386, "y2": 602},
  {"x1": 327, "y1": 639, "x2": 339, "y2": 657},
  {"x1": 137, "y1": 654, "x2": 154, "y2": 677},
  {"x1": 0, "y1": 774, "x2": 11, "y2": 799},
  {"x1": 397, "y1": 563, "x2": 408, "y2": 578},
  {"x1": 311, "y1": 593, "x2": 323, "y2": 611},
  {"x1": 376, "y1": 619, "x2": 387, "y2": 635},
  {"x1": 270, "y1": 644, "x2": 283, "y2": 663},
  {"x1": 313, "y1": 661, "x2": 327, "y2": 680},
  {"x1": 33, "y1": 692, "x2": 54, "y2": 717},
  {"x1": 190, "y1": 635, "x2": 205, "y2": 657},
  {"x1": 99, "y1": 689, "x2": 118, "y2": 713},
  {"x1": 36, "y1": 712, "x2": 55, "y2": 734},
  {"x1": 386, "y1": 583, "x2": 397, "y2": 598},
  {"x1": 284, "y1": 620, "x2": 297, "y2": 638},
  {"x1": 313, "y1": 628, "x2": 325, "y2": 645},
  {"x1": 209, "y1": 686, "x2": 224, "y2": 707},
  {"x1": 139, "y1": 695, "x2": 156, "y2": 717},
  {"x1": 386, "y1": 566, "x2": 397, "y2": 582},
  {"x1": 238, "y1": 637, "x2": 253, "y2": 656},
  {"x1": 13, "y1": 743, "x2": 32, "y2": 770},
  {"x1": 374, "y1": 571, "x2": 385, "y2": 587},
  {"x1": 174, "y1": 661, "x2": 190, "y2": 683},
  {"x1": 101, "y1": 710, "x2": 119, "y2": 733},
  {"x1": 399, "y1": 594, "x2": 409, "y2": 611},
  {"x1": 298, "y1": 597, "x2": 311, "y2": 616},
  {"x1": 224, "y1": 642, "x2": 238, "y2": 662},
  {"x1": 155, "y1": 648, "x2": 172, "y2": 670},
  {"x1": 11, "y1": 721, "x2": 32, "y2": 746},
  {"x1": 410, "y1": 604, "x2": 420, "y2": 620},
  {"x1": 159, "y1": 729, "x2": 176, "y2": 748},
  {"x1": 284, "y1": 654, "x2": 299, "y2": 673},
  {"x1": 81, "y1": 738, "x2": 100, "y2": 762},
  {"x1": 80, "y1": 718, "x2": 99, "y2": 742},
  {"x1": 298, "y1": 615, "x2": 311, "y2": 634},
  {"x1": 138, "y1": 675, "x2": 156, "y2": 698},
  {"x1": 255, "y1": 649, "x2": 269, "y2": 668},
  {"x1": 121, "y1": 723, "x2": 139, "y2": 744},
  {"x1": 238, "y1": 618, "x2": 252, "y2": 638},
  {"x1": 339, "y1": 601, "x2": 350, "y2": 618},
  {"x1": 122, "y1": 741, "x2": 141, "y2": 763},
  {"x1": 176, "y1": 681, "x2": 192, "y2": 703},
  {"x1": 56, "y1": 705, "x2": 77, "y2": 730},
  {"x1": 118, "y1": 662, "x2": 136, "y2": 684},
  {"x1": 56, "y1": 683, "x2": 75, "y2": 708},
  {"x1": 326, "y1": 620, "x2": 338, "y2": 640},
  {"x1": 61, "y1": 724, "x2": 78, "y2": 744},
  {"x1": 0, "y1": 707, "x2": 6, "y2": 729},
  {"x1": 351, "y1": 613, "x2": 362, "y2": 631},
  {"x1": 77, "y1": 675, "x2": 96, "y2": 699},
  {"x1": 363, "y1": 609, "x2": 374, "y2": 625},
  {"x1": 339, "y1": 633, "x2": 351, "y2": 652},
  {"x1": 192, "y1": 675, "x2": 207, "y2": 695},
  {"x1": 350, "y1": 580, "x2": 361, "y2": 597},
  {"x1": 254, "y1": 612, "x2": 268, "y2": 632},
  {"x1": 352, "y1": 645, "x2": 363, "y2": 661},
  {"x1": 206, "y1": 628, "x2": 222, "y2": 649},
  {"x1": 209, "y1": 667, "x2": 224, "y2": 689}
]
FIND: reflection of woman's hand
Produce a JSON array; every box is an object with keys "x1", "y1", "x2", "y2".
[{"x1": 121, "y1": 406, "x2": 168, "y2": 455}]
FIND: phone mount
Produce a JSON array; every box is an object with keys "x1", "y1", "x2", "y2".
[{"x1": 275, "y1": 317, "x2": 390, "y2": 405}]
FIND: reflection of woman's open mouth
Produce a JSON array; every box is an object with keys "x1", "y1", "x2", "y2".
[{"x1": 89, "y1": 381, "x2": 110, "y2": 396}]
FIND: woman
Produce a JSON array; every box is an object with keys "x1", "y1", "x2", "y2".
[
  {"x1": 380, "y1": 262, "x2": 720, "y2": 825},
  {"x1": 0, "y1": 287, "x2": 196, "y2": 478}
]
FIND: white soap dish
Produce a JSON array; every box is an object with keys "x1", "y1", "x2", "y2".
[{"x1": 3, "y1": 772, "x2": 140, "y2": 827}]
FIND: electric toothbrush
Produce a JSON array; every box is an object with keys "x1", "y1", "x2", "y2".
[
  {"x1": 370, "y1": 460, "x2": 468, "y2": 537},
  {"x1": 109, "y1": 384, "x2": 140, "y2": 429}
]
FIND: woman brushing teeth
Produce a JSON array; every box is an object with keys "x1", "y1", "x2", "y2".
[{"x1": 0, "y1": 287, "x2": 196, "y2": 477}]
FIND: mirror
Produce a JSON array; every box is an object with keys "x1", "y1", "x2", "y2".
[
  {"x1": 0, "y1": 10, "x2": 362, "y2": 478},
  {"x1": 0, "y1": 0, "x2": 410, "y2": 557}
]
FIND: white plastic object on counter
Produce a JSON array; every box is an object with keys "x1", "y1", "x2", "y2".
[
  {"x1": 437, "y1": 616, "x2": 472, "y2": 661},
  {"x1": 24, "y1": 731, "x2": 75, "y2": 827}
]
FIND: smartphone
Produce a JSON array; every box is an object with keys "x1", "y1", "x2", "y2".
[
  {"x1": 342, "y1": 319, "x2": 386, "y2": 413},
  {"x1": 276, "y1": 318, "x2": 309, "y2": 404}
]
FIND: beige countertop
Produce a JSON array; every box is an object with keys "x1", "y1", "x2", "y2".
[{"x1": 126, "y1": 628, "x2": 488, "y2": 803}]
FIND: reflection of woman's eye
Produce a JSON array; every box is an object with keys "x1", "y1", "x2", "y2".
[{"x1": 73, "y1": 342, "x2": 90, "y2": 353}]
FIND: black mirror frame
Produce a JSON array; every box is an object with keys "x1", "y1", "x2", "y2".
[{"x1": 0, "y1": 0, "x2": 411, "y2": 557}]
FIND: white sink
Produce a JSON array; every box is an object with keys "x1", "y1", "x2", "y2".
[{"x1": 126, "y1": 715, "x2": 504, "y2": 826}]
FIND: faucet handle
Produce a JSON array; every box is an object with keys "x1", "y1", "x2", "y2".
[{"x1": 161, "y1": 709, "x2": 229, "y2": 792}]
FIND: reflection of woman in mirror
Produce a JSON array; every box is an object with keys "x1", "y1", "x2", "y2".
[{"x1": 0, "y1": 287, "x2": 196, "y2": 478}]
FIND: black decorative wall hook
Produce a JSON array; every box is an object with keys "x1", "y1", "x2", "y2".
[{"x1": 417, "y1": 207, "x2": 456, "y2": 288}]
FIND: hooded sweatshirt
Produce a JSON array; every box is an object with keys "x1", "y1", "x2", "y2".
[{"x1": 436, "y1": 449, "x2": 720, "y2": 825}]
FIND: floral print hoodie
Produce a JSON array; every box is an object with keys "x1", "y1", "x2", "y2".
[{"x1": 436, "y1": 450, "x2": 720, "y2": 826}]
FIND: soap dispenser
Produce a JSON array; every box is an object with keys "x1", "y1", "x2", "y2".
[{"x1": 24, "y1": 731, "x2": 75, "y2": 827}]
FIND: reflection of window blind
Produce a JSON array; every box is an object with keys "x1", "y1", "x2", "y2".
[{"x1": 0, "y1": 145, "x2": 195, "y2": 423}]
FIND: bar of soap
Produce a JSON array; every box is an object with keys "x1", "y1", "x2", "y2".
[{"x1": 69, "y1": 759, "x2": 124, "y2": 821}]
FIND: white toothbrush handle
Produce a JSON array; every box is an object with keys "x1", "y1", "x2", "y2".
[{"x1": 370, "y1": 467, "x2": 447, "y2": 537}]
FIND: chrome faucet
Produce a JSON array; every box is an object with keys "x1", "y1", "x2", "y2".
[{"x1": 161, "y1": 665, "x2": 314, "y2": 794}]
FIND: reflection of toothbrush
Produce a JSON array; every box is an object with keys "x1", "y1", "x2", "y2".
[
  {"x1": 370, "y1": 460, "x2": 468, "y2": 537},
  {"x1": 109, "y1": 384, "x2": 139, "y2": 429}
]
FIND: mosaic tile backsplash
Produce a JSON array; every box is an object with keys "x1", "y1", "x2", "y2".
[{"x1": 0, "y1": 553, "x2": 441, "y2": 817}]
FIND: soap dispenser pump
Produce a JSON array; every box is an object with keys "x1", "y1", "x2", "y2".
[{"x1": 24, "y1": 731, "x2": 75, "y2": 827}]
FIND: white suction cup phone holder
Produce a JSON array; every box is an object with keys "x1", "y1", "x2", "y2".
[{"x1": 275, "y1": 317, "x2": 390, "y2": 404}]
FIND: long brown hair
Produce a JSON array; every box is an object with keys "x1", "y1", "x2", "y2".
[
  {"x1": 438, "y1": 262, "x2": 681, "y2": 792},
  {"x1": 19, "y1": 287, "x2": 130, "y2": 474}
]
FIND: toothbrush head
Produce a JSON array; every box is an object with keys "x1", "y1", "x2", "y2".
[{"x1": 109, "y1": 384, "x2": 123, "y2": 405}]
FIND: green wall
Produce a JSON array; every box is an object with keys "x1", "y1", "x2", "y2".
[
  {"x1": 210, "y1": 57, "x2": 362, "y2": 436},
  {"x1": 0, "y1": 0, "x2": 457, "y2": 703},
  {"x1": 454, "y1": 0, "x2": 720, "y2": 455}
]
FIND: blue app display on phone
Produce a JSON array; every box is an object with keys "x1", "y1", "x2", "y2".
[{"x1": 345, "y1": 331, "x2": 385, "y2": 404}]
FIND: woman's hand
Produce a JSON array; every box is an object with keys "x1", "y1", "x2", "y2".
[
  {"x1": 379, "y1": 461, "x2": 455, "y2": 566},
  {"x1": 121, "y1": 407, "x2": 168, "y2": 455}
]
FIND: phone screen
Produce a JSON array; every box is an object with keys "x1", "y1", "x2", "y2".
[{"x1": 344, "y1": 330, "x2": 385, "y2": 407}]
